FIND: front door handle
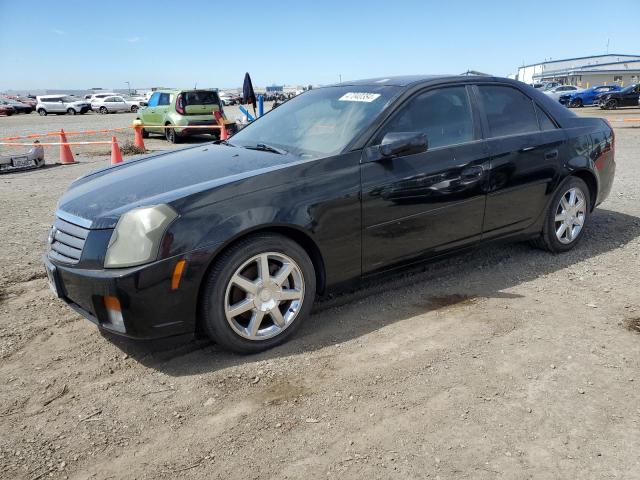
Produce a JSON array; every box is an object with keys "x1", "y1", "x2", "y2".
[
  {"x1": 461, "y1": 165, "x2": 484, "y2": 179},
  {"x1": 545, "y1": 149, "x2": 559, "y2": 160}
]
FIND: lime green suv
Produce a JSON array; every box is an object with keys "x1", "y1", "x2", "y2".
[{"x1": 137, "y1": 89, "x2": 236, "y2": 143}]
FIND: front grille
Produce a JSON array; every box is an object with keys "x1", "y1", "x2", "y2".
[{"x1": 49, "y1": 217, "x2": 89, "y2": 264}]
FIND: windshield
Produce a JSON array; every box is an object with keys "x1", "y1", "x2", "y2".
[{"x1": 230, "y1": 85, "x2": 400, "y2": 157}]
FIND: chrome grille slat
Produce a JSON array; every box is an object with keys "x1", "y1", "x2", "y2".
[{"x1": 50, "y1": 216, "x2": 89, "y2": 264}]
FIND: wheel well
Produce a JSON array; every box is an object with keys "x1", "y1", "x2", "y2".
[
  {"x1": 194, "y1": 226, "x2": 327, "y2": 335},
  {"x1": 571, "y1": 170, "x2": 597, "y2": 211}
]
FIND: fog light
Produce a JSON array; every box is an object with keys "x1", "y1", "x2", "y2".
[{"x1": 103, "y1": 296, "x2": 125, "y2": 333}]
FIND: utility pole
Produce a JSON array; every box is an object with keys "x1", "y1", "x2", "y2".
[
  {"x1": 606, "y1": 38, "x2": 610, "y2": 54},
  {"x1": 339, "y1": 74, "x2": 342, "y2": 84},
  {"x1": 125, "y1": 81, "x2": 131, "y2": 95}
]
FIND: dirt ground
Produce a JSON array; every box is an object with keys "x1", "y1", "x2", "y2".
[{"x1": 1, "y1": 108, "x2": 639, "y2": 480}]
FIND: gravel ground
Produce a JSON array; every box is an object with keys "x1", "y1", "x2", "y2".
[{"x1": 0, "y1": 107, "x2": 639, "y2": 480}]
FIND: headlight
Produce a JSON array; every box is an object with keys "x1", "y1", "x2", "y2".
[{"x1": 104, "y1": 204, "x2": 177, "y2": 268}]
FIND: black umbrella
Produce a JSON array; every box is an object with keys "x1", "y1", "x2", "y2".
[{"x1": 242, "y1": 72, "x2": 257, "y2": 116}]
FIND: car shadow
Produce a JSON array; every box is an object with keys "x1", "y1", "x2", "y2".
[{"x1": 102, "y1": 208, "x2": 640, "y2": 376}]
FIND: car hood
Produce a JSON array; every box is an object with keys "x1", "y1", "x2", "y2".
[{"x1": 57, "y1": 144, "x2": 303, "y2": 229}]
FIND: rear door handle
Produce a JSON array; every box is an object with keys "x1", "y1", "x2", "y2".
[{"x1": 545, "y1": 149, "x2": 559, "y2": 160}]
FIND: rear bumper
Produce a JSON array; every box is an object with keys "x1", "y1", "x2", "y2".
[{"x1": 42, "y1": 252, "x2": 205, "y2": 339}]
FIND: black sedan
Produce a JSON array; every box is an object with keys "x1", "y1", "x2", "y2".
[
  {"x1": 44, "y1": 75, "x2": 616, "y2": 353},
  {"x1": 597, "y1": 84, "x2": 640, "y2": 109},
  {"x1": 0, "y1": 98, "x2": 33, "y2": 114}
]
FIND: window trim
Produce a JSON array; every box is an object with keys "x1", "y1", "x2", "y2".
[{"x1": 364, "y1": 84, "x2": 481, "y2": 152}]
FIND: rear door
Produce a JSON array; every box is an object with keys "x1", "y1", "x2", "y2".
[
  {"x1": 476, "y1": 84, "x2": 566, "y2": 239},
  {"x1": 111, "y1": 96, "x2": 127, "y2": 112},
  {"x1": 48, "y1": 97, "x2": 64, "y2": 113},
  {"x1": 361, "y1": 85, "x2": 490, "y2": 273}
]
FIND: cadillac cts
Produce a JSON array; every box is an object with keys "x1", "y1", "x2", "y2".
[{"x1": 44, "y1": 76, "x2": 615, "y2": 353}]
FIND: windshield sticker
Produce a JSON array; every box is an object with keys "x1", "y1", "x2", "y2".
[{"x1": 339, "y1": 92, "x2": 381, "y2": 103}]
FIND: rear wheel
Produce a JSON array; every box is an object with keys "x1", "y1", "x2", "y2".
[
  {"x1": 531, "y1": 177, "x2": 590, "y2": 253},
  {"x1": 38, "y1": 109, "x2": 47, "y2": 116},
  {"x1": 570, "y1": 98, "x2": 583, "y2": 108},
  {"x1": 165, "y1": 125, "x2": 180, "y2": 143},
  {"x1": 141, "y1": 128, "x2": 149, "y2": 138},
  {"x1": 200, "y1": 233, "x2": 316, "y2": 354}
]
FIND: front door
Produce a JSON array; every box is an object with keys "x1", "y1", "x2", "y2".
[{"x1": 361, "y1": 85, "x2": 489, "y2": 274}]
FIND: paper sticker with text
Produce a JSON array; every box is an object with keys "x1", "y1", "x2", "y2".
[{"x1": 338, "y1": 92, "x2": 381, "y2": 103}]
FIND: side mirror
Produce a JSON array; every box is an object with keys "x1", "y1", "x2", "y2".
[
  {"x1": 140, "y1": 101, "x2": 148, "y2": 107},
  {"x1": 379, "y1": 132, "x2": 428, "y2": 158}
]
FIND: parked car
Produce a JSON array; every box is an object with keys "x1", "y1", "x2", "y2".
[
  {"x1": 44, "y1": 75, "x2": 615, "y2": 353},
  {"x1": 136, "y1": 89, "x2": 236, "y2": 143},
  {"x1": 15, "y1": 96, "x2": 37, "y2": 109},
  {"x1": 85, "y1": 92, "x2": 118, "y2": 102},
  {"x1": 544, "y1": 85, "x2": 579, "y2": 102},
  {"x1": 0, "y1": 97, "x2": 33, "y2": 114},
  {"x1": 91, "y1": 95, "x2": 141, "y2": 114},
  {"x1": 597, "y1": 84, "x2": 640, "y2": 109},
  {"x1": 36, "y1": 95, "x2": 90, "y2": 115},
  {"x1": 0, "y1": 142, "x2": 45, "y2": 173},
  {"x1": 559, "y1": 85, "x2": 621, "y2": 107},
  {"x1": 0, "y1": 104, "x2": 15, "y2": 116},
  {"x1": 219, "y1": 94, "x2": 236, "y2": 106}
]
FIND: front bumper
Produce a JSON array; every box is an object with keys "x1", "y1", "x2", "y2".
[
  {"x1": 43, "y1": 253, "x2": 203, "y2": 339},
  {"x1": 174, "y1": 122, "x2": 237, "y2": 138}
]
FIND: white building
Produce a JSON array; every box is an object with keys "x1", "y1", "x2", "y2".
[{"x1": 517, "y1": 54, "x2": 640, "y2": 87}]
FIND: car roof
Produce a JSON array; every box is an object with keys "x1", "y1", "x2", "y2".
[{"x1": 325, "y1": 74, "x2": 520, "y2": 89}]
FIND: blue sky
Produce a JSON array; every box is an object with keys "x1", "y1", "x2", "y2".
[{"x1": 1, "y1": 0, "x2": 639, "y2": 90}]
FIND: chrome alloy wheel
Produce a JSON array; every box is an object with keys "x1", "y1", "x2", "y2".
[
  {"x1": 555, "y1": 187, "x2": 586, "y2": 244},
  {"x1": 224, "y1": 252, "x2": 305, "y2": 340}
]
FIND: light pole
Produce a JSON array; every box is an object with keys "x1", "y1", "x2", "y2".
[
  {"x1": 125, "y1": 81, "x2": 131, "y2": 95},
  {"x1": 339, "y1": 74, "x2": 342, "y2": 84}
]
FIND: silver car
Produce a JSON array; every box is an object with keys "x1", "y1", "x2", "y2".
[
  {"x1": 36, "y1": 95, "x2": 91, "y2": 116},
  {"x1": 544, "y1": 85, "x2": 580, "y2": 102},
  {"x1": 91, "y1": 95, "x2": 140, "y2": 114}
]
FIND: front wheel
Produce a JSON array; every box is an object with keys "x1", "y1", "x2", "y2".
[
  {"x1": 67, "y1": 108, "x2": 76, "y2": 115},
  {"x1": 606, "y1": 99, "x2": 618, "y2": 110},
  {"x1": 570, "y1": 98, "x2": 583, "y2": 108},
  {"x1": 38, "y1": 109, "x2": 47, "y2": 116},
  {"x1": 531, "y1": 177, "x2": 590, "y2": 253},
  {"x1": 99, "y1": 106, "x2": 108, "y2": 114},
  {"x1": 131, "y1": 105, "x2": 138, "y2": 113},
  {"x1": 200, "y1": 233, "x2": 316, "y2": 354}
]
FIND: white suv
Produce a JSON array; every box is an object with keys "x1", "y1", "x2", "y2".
[{"x1": 36, "y1": 95, "x2": 91, "y2": 116}]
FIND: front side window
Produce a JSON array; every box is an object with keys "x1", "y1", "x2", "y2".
[
  {"x1": 147, "y1": 92, "x2": 160, "y2": 107},
  {"x1": 376, "y1": 86, "x2": 474, "y2": 149},
  {"x1": 477, "y1": 85, "x2": 539, "y2": 137}
]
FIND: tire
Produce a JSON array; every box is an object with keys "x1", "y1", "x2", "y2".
[
  {"x1": 67, "y1": 108, "x2": 76, "y2": 115},
  {"x1": 99, "y1": 106, "x2": 108, "y2": 114},
  {"x1": 530, "y1": 177, "x2": 590, "y2": 253},
  {"x1": 131, "y1": 105, "x2": 139, "y2": 113},
  {"x1": 570, "y1": 98, "x2": 583, "y2": 108},
  {"x1": 38, "y1": 109, "x2": 47, "y2": 116},
  {"x1": 606, "y1": 99, "x2": 618, "y2": 110},
  {"x1": 141, "y1": 128, "x2": 149, "y2": 139},
  {"x1": 165, "y1": 126, "x2": 180, "y2": 143},
  {"x1": 200, "y1": 233, "x2": 316, "y2": 354}
]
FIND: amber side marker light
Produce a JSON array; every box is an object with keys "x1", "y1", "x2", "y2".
[
  {"x1": 103, "y1": 295, "x2": 125, "y2": 333},
  {"x1": 171, "y1": 260, "x2": 187, "y2": 290}
]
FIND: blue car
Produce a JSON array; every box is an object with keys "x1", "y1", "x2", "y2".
[{"x1": 559, "y1": 85, "x2": 622, "y2": 107}]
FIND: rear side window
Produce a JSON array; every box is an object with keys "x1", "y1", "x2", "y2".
[
  {"x1": 378, "y1": 86, "x2": 474, "y2": 149},
  {"x1": 477, "y1": 85, "x2": 540, "y2": 137},
  {"x1": 183, "y1": 91, "x2": 220, "y2": 106},
  {"x1": 158, "y1": 93, "x2": 171, "y2": 106}
]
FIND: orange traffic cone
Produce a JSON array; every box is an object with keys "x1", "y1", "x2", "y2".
[
  {"x1": 110, "y1": 136, "x2": 123, "y2": 165},
  {"x1": 220, "y1": 123, "x2": 229, "y2": 141},
  {"x1": 58, "y1": 129, "x2": 75, "y2": 164},
  {"x1": 132, "y1": 120, "x2": 146, "y2": 150}
]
